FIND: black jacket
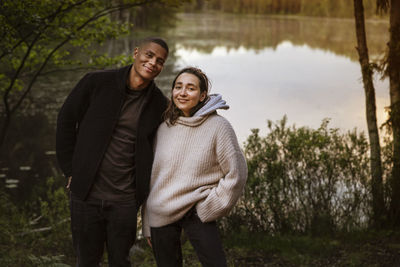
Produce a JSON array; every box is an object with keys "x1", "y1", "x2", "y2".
[{"x1": 56, "y1": 65, "x2": 168, "y2": 206}]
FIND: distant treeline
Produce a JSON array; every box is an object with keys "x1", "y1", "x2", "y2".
[{"x1": 186, "y1": 0, "x2": 382, "y2": 18}]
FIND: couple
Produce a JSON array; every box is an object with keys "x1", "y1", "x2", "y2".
[{"x1": 56, "y1": 37, "x2": 247, "y2": 267}]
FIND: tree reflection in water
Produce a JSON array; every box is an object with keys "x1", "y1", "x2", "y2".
[{"x1": 1, "y1": 12, "x2": 389, "y2": 203}]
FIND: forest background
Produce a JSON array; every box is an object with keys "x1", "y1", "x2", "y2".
[{"x1": 1, "y1": 0, "x2": 400, "y2": 266}]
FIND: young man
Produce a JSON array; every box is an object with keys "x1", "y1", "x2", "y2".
[{"x1": 56, "y1": 37, "x2": 169, "y2": 266}]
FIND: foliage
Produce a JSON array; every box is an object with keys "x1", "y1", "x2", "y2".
[
  {"x1": 129, "y1": 1, "x2": 183, "y2": 31},
  {"x1": 0, "y1": 177, "x2": 72, "y2": 266},
  {"x1": 381, "y1": 125, "x2": 394, "y2": 209},
  {"x1": 0, "y1": 126, "x2": 397, "y2": 265},
  {"x1": 129, "y1": 241, "x2": 157, "y2": 267},
  {"x1": 27, "y1": 255, "x2": 70, "y2": 267},
  {"x1": 0, "y1": 0, "x2": 186, "y2": 149},
  {"x1": 223, "y1": 229, "x2": 400, "y2": 266},
  {"x1": 0, "y1": 189, "x2": 29, "y2": 265},
  {"x1": 224, "y1": 231, "x2": 339, "y2": 266},
  {"x1": 187, "y1": 0, "x2": 380, "y2": 18},
  {"x1": 222, "y1": 117, "x2": 390, "y2": 235}
]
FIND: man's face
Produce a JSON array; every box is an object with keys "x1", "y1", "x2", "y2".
[{"x1": 132, "y1": 42, "x2": 168, "y2": 82}]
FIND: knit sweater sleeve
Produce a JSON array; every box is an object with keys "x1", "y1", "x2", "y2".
[
  {"x1": 141, "y1": 203, "x2": 151, "y2": 238},
  {"x1": 196, "y1": 117, "x2": 248, "y2": 222}
]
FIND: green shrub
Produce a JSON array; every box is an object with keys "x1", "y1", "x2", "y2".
[
  {"x1": 223, "y1": 117, "x2": 380, "y2": 235},
  {"x1": 0, "y1": 177, "x2": 73, "y2": 266}
]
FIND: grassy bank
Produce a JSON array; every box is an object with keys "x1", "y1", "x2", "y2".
[{"x1": 128, "y1": 230, "x2": 400, "y2": 267}]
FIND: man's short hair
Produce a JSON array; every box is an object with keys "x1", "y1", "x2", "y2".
[{"x1": 139, "y1": 37, "x2": 169, "y2": 55}]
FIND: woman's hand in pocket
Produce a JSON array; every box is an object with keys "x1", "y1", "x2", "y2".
[{"x1": 146, "y1": 237, "x2": 152, "y2": 248}]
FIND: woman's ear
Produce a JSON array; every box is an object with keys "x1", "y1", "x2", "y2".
[{"x1": 200, "y1": 92, "x2": 206, "y2": 102}]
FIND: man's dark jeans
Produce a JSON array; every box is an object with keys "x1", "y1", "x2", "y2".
[
  {"x1": 70, "y1": 193, "x2": 137, "y2": 267},
  {"x1": 150, "y1": 208, "x2": 227, "y2": 267}
]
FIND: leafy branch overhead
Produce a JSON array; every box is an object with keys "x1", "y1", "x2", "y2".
[{"x1": 0, "y1": 0, "x2": 183, "y2": 149}]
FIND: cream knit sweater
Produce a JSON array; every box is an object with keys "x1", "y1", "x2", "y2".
[{"x1": 142, "y1": 111, "x2": 247, "y2": 237}]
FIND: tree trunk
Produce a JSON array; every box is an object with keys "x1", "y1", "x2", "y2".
[
  {"x1": 353, "y1": 0, "x2": 385, "y2": 228},
  {"x1": 0, "y1": 94, "x2": 11, "y2": 150},
  {"x1": 389, "y1": 0, "x2": 400, "y2": 227},
  {"x1": 0, "y1": 115, "x2": 10, "y2": 150}
]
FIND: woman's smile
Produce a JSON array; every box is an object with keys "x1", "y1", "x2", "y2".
[{"x1": 172, "y1": 73, "x2": 206, "y2": 117}]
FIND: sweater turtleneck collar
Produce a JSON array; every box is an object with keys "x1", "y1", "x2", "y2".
[
  {"x1": 175, "y1": 94, "x2": 229, "y2": 127},
  {"x1": 176, "y1": 114, "x2": 210, "y2": 127}
]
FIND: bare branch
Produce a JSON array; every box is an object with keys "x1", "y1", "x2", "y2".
[
  {"x1": 19, "y1": 218, "x2": 70, "y2": 236},
  {"x1": 10, "y1": 36, "x2": 72, "y2": 114},
  {"x1": 3, "y1": 33, "x2": 42, "y2": 117}
]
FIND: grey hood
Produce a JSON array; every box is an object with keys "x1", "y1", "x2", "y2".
[{"x1": 193, "y1": 93, "x2": 229, "y2": 117}]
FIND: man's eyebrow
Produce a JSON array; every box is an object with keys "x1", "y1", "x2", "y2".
[
  {"x1": 144, "y1": 49, "x2": 165, "y2": 61},
  {"x1": 144, "y1": 49, "x2": 155, "y2": 54}
]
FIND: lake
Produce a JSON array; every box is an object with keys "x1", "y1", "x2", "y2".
[
  {"x1": 1, "y1": 12, "x2": 390, "y2": 199},
  {"x1": 164, "y1": 13, "x2": 390, "y2": 144}
]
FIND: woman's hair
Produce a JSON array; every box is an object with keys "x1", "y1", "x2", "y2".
[{"x1": 164, "y1": 67, "x2": 211, "y2": 125}]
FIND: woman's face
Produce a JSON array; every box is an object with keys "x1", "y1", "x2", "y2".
[{"x1": 172, "y1": 73, "x2": 206, "y2": 117}]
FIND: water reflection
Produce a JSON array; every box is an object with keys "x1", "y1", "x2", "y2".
[
  {"x1": 167, "y1": 13, "x2": 389, "y2": 143},
  {"x1": 2, "y1": 12, "x2": 390, "y2": 201},
  {"x1": 169, "y1": 13, "x2": 388, "y2": 60},
  {"x1": 0, "y1": 112, "x2": 60, "y2": 201}
]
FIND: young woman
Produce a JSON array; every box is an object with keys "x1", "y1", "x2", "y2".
[{"x1": 143, "y1": 67, "x2": 247, "y2": 267}]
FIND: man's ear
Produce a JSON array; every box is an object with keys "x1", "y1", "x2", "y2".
[{"x1": 133, "y1": 47, "x2": 139, "y2": 59}]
